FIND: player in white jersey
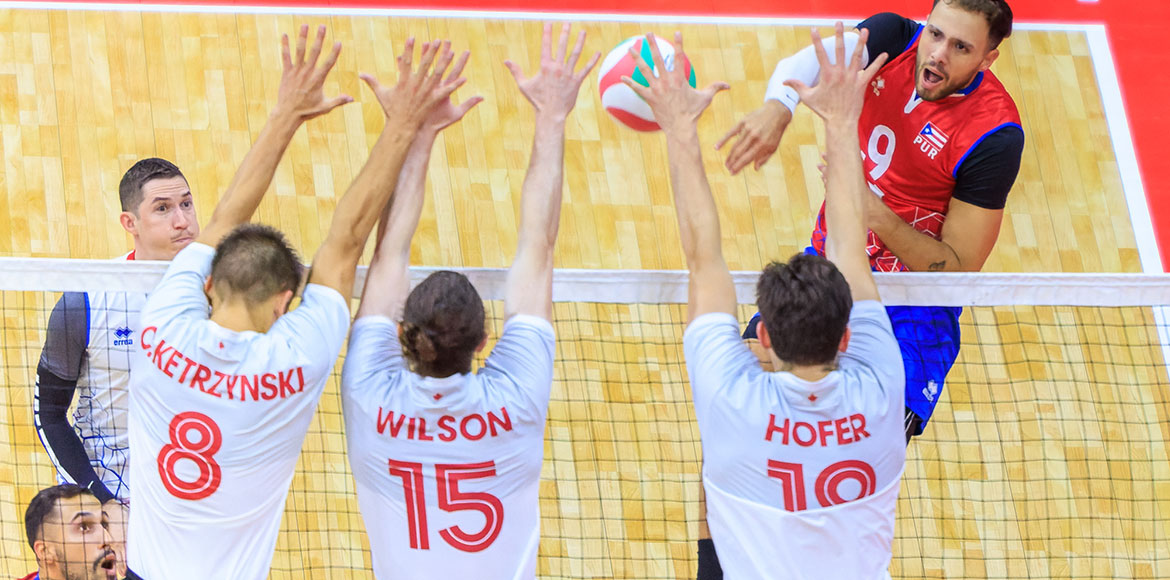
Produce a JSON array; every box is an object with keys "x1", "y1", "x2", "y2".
[
  {"x1": 125, "y1": 27, "x2": 467, "y2": 579},
  {"x1": 35, "y1": 158, "x2": 197, "y2": 512},
  {"x1": 340, "y1": 23, "x2": 598, "y2": 579},
  {"x1": 625, "y1": 26, "x2": 905, "y2": 578},
  {"x1": 34, "y1": 146, "x2": 304, "y2": 574}
]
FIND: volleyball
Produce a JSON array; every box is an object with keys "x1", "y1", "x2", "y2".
[{"x1": 597, "y1": 35, "x2": 697, "y2": 132}]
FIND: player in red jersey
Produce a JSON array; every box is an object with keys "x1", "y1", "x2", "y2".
[
  {"x1": 723, "y1": 0, "x2": 1022, "y2": 439},
  {"x1": 21, "y1": 484, "x2": 118, "y2": 580},
  {"x1": 709, "y1": 1, "x2": 1022, "y2": 576}
]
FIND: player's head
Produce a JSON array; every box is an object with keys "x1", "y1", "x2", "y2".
[
  {"x1": 24, "y1": 484, "x2": 118, "y2": 580},
  {"x1": 917, "y1": 0, "x2": 1013, "y2": 101},
  {"x1": 399, "y1": 271, "x2": 488, "y2": 378},
  {"x1": 118, "y1": 158, "x2": 199, "y2": 261},
  {"x1": 206, "y1": 224, "x2": 303, "y2": 330},
  {"x1": 755, "y1": 254, "x2": 853, "y2": 367}
]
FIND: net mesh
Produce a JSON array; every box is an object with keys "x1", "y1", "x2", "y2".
[{"x1": 2, "y1": 262, "x2": 1169, "y2": 579}]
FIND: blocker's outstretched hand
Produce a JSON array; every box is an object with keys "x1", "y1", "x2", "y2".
[
  {"x1": 621, "y1": 32, "x2": 729, "y2": 135},
  {"x1": 360, "y1": 39, "x2": 466, "y2": 131},
  {"x1": 275, "y1": 24, "x2": 353, "y2": 121},
  {"x1": 783, "y1": 23, "x2": 887, "y2": 125},
  {"x1": 420, "y1": 49, "x2": 483, "y2": 135},
  {"x1": 505, "y1": 22, "x2": 600, "y2": 121}
]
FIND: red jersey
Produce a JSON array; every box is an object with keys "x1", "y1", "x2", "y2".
[{"x1": 811, "y1": 33, "x2": 1022, "y2": 272}]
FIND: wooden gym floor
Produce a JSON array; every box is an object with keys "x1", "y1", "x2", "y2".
[{"x1": 1, "y1": 8, "x2": 1167, "y2": 579}]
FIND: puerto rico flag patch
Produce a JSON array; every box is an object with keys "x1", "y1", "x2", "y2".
[{"x1": 919, "y1": 122, "x2": 949, "y2": 150}]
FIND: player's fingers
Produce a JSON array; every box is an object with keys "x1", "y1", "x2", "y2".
[
  {"x1": 504, "y1": 59, "x2": 526, "y2": 84},
  {"x1": 702, "y1": 81, "x2": 731, "y2": 100},
  {"x1": 834, "y1": 22, "x2": 846, "y2": 69},
  {"x1": 455, "y1": 95, "x2": 485, "y2": 118},
  {"x1": 715, "y1": 122, "x2": 745, "y2": 150},
  {"x1": 447, "y1": 50, "x2": 471, "y2": 84},
  {"x1": 726, "y1": 135, "x2": 760, "y2": 172},
  {"x1": 575, "y1": 51, "x2": 601, "y2": 83},
  {"x1": 567, "y1": 29, "x2": 585, "y2": 71},
  {"x1": 620, "y1": 75, "x2": 651, "y2": 100},
  {"x1": 861, "y1": 52, "x2": 889, "y2": 84},
  {"x1": 541, "y1": 22, "x2": 553, "y2": 61},
  {"x1": 322, "y1": 94, "x2": 354, "y2": 113},
  {"x1": 295, "y1": 24, "x2": 309, "y2": 65},
  {"x1": 417, "y1": 40, "x2": 440, "y2": 76},
  {"x1": 398, "y1": 38, "x2": 415, "y2": 75},
  {"x1": 281, "y1": 34, "x2": 293, "y2": 71},
  {"x1": 629, "y1": 47, "x2": 655, "y2": 85},
  {"x1": 428, "y1": 41, "x2": 455, "y2": 87},
  {"x1": 783, "y1": 78, "x2": 812, "y2": 100},
  {"x1": 306, "y1": 24, "x2": 326, "y2": 68},
  {"x1": 555, "y1": 22, "x2": 570, "y2": 64},
  {"x1": 646, "y1": 33, "x2": 667, "y2": 72},
  {"x1": 359, "y1": 72, "x2": 382, "y2": 95},
  {"x1": 314, "y1": 42, "x2": 343, "y2": 83},
  {"x1": 808, "y1": 28, "x2": 828, "y2": 69},
  {"x1": 432, "y1": 76, "x2": 467, "y2": 105},
  {"x1": 851, "y1": 28, "x2": 869, "y2": 71},
  {"x1": 753, "y1": 157, "x2": 768, "y2": 171}
]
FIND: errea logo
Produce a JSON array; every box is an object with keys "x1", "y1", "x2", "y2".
[{"x1": 113, "y1": 327, "x2": 134, "y2": 347}]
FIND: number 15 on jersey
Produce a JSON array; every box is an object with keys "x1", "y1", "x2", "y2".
[{"x1": 388, "y1": 459, "x2": 504, "y2": 553}]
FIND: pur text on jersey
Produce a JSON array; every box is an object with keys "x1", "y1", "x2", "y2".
[
  {"x1": 376, "y1": 407, "x2": 514, "y2": 442},
  {"x1": 140, "y1": 327, "x2": 307, "y2": 402},
  {"x1": 765, "y1": 413, "x2": 870, "y2": 446}
]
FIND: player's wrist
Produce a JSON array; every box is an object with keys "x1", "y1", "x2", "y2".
[
  {"x1": 534, "y1": 109, "x2": 571, "y2": 127},
  {"x1": 265, "y1": 108, "x2": 304, "y2": 137}
]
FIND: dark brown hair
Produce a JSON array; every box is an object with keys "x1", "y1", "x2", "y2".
[
  {"x1": 934, "y1": 0, "x2": 1013, "y2": 48},
  {"x1": 119, "y1": 157, "x2": 187, "y2": 213},
  {"x1": 756, "y1": 253, "x2": 853, "y2": 366},
  {"x1": 210, "y1": 224, "x2": 303, "y2": 306},
  {"x1": 25, "y1": 483, "x2": 92, "y2": 550},
  {"x1": 400, "y1": 271, "x2": 486, "y2": 378}
]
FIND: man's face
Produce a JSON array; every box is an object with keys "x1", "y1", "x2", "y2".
[
  {"x1": 915, "y1": 1, "x2": 1000, "y2": 101},
  {"x1": 36, "y1": 495, "x2": 118, "y2": 580},
  {"x1": 121, "y1": 175, "x2": 199, "y2": 260}
]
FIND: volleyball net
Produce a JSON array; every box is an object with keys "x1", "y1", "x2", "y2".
[{"x1": 1, "y1": 260, "x2": 1168, "y2": 578}]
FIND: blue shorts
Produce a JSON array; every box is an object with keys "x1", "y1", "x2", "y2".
[
  {"x1": 887, "y1": 304, "x2": 961, "y2": 434},
  {"x1": 746, "y1": 247, "x2": 962, "y2": 436}
]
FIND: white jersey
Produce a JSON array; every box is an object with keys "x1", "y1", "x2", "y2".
[
  {"x1": 341, "y1": 314, "x2": 555, "y2": 579},
  {"x1": 37, "y1": 253, "x2": 140, "y2": 501},
  {"x1": 684, "y1": 301, "x2": 905, "y2": 580},
  {"x1": 127, "y1": 243, "x2": 350, "y2": 580}
]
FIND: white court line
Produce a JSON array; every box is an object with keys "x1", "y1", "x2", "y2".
[{"x1": 1082, "y1": 24, "x2": 1170, "y2": 376}]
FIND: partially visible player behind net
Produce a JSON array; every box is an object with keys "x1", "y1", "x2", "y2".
[
  {"x1": 625, "y1": 25, "x2": 907, "y2": 578},
  {"x1": 125, "y1": 27, "x2": 467, "y2": 580},
  {"x1": 339, "y1": 22, "x2": 598, "y2": 578}
]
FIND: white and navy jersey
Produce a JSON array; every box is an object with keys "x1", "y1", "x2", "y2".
[
  {"x1": 685, "y1": 302, "x2": 906, "y2": 580},
  {"x1": 126, "y1": 242, "x2": 350, "y2": 580},
  {"x1": 35, "y1": 253, "x2": 141, "y2": 503},
  {"x1": 341, "y1": 314, "x2": 555, "y2": 579}
]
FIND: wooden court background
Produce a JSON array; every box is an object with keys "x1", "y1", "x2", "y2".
[{"x1": 0, "y1": 8, "x2": 1167, "y2": 578}]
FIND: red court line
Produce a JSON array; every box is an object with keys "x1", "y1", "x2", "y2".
[{"x1": 15, "y1": 0, "x2": 1170, "y2": 270}]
